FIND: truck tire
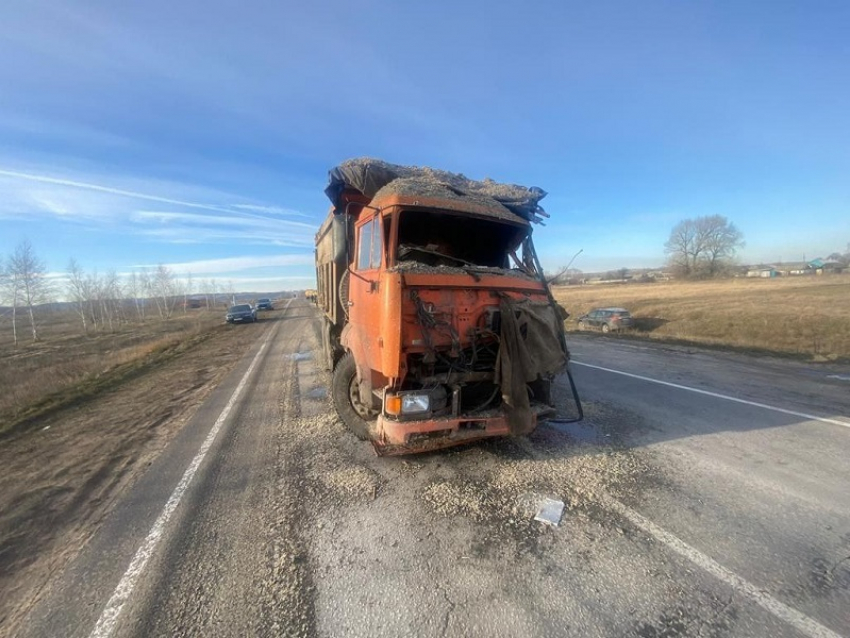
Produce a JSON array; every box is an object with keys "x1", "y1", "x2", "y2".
[{"x1": 331, "y1": 352, "x2": 375, "y2": 441}]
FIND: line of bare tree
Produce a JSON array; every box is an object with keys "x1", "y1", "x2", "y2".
[{"x1": 1, "y1": 239, "x2": 232, "y2": 347}]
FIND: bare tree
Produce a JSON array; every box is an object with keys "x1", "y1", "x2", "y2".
[
  {"x1": 140, "y1": 270, "x2": 154, "y2": 320},
  {"x1": 125, "y1": 271, "x2": 147, "y2": 321},
  {"x1": 210, "y1": 278, "x2": 218, "y2": 308},
  {"x1": 665, "y1": 219, "x2": 704, "y2": 277},
  {"x1": 7, "y1": 240, "x2": 52, "y2": 341},
  {"x1": 151, "y1": 264, "x2": 177, "y2": 319},
  {"x1": 700, "y1": 216, "x2": 745, "y2": 276},
  {"x1": 665, "y1": 215, "x2": 744, "y2": 278},
  {"x1": 0, "y1": 254, "x2": 20, "y2": 347},
  {"x1": 196, "y1": 278, "x2": 210, "y2": 309},
  {"x1": 66, "y1": 258, "x2": 91, "y2": 333},
  {"x1": 99, "y1": 269, "x2": 121, "y2": 331},
  {"x1": 182, "y1": 272, "x2": 194, "y2": 314},
  {"x1": 86, "y1": 271, "x2": 101, "y2": 331}
]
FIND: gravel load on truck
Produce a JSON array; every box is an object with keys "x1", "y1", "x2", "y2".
[
  {"x1": 373, "y1": 177, "x2": 525, "y2": 224},
  {"x1": 325, "y1": 158, "x2": 549, "y2": 224}
]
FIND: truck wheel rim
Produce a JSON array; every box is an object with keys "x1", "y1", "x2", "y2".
[{"x1": 348, "y1": 378, "x2": 373, "y2": 419}]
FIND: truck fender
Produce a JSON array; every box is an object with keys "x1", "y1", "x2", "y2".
[{"x1": 339, "y1": 324, "x2": 375, "y2": 409}]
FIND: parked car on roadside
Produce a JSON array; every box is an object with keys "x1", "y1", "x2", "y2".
[
  {"x1": 577, "y1": 307, "x2": 633, "y2": 333},
  {"x1": 226, "y1": 304, "x2": 257, "y2": 324},
  {"x1": 255, "y1": 298, "x2": 274, "y2": 311}
]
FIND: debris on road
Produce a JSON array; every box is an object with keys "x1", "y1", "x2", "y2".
[
  {"x1": 287, "y1": 352, "x2": 313, "y2": 361},
  {"x1": 534, "y1": 497, "x2": 565, "y2": 526}
]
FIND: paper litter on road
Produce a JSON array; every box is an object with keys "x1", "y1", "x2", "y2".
[{"x1": 534, "y1": 498, "x2": 565, "y2": 526}]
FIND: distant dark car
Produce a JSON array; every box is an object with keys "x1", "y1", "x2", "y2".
[
  {"x1": 256, "y1": 298, "x2": 274, "y2": 311},
  {"x1": 577, "y1": 307, "x2": 633, "y2": 333},
  {"x1": 226, "y1": 304, "x2": 257, "y2": 324}
]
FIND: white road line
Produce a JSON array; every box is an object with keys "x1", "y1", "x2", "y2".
[
  {"x1": 603, "y1": 495, "x2": 844, "y2": 638},
  {"x1": 88, "y1": 328, "x2": 277, "y2": 638},
  {"x1": 572, "y1": 361, "x2": 850, "y2": 429}
]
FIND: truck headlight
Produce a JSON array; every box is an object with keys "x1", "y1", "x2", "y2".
[
  {"x1": 385, "y1": 392, "x2": 431, "y2": 416},
  {"x1": 401, "y1": 394, "x2": 430, "y2": 414}
]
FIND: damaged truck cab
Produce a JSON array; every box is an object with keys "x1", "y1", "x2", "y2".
[{"x1": 316, "y1": 159, "x2": 580, "y2": 454}]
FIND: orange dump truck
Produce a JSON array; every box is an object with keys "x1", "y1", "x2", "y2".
[{"x1": 315, "y1": 158, "x2": 581, "y2": 454}]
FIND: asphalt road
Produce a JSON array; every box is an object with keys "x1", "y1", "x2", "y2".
[{"x1": 14, "y1": 303, "x2": 850, "y2": 638}]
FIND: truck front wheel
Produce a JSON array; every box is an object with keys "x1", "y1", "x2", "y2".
[{"x1": 331, "y1": 353, "x2": 375, "y2": 441}]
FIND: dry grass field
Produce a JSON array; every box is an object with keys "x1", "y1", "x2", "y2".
[
  {"x1": 0, "y1": 307, "x2": 236, "y2": 436},
  {"x1": 553, "y1": 275, "x2": 850, "y2": 360}
]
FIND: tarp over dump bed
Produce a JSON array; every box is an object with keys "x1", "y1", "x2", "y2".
[{"x1": 325, "y1": 157, "x2": 549, "y2": 224}]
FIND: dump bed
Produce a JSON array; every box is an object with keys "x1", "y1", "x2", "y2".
[{"x1": 315, "y1": 211, "x2": 348, "y2": 327}]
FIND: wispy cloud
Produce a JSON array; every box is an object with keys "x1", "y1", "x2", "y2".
[
  {"x1": 232, "y1": 204, "x2": 310, "y2": 218},
  {"x1": 138, "y1": 253, "x2": 314, "y2": 275},
  {"x1": 132, "y1": 210, "x2": 314, "y2": 230},
  {"x1": 0, "y1": 164, "x2": 317, "y2": 251},
  {"x1": 0, "y1": 168, "x2": 306, "y2": 219},
  {"x1": 132, "y1": 211, "x2": 315, "y2": 247}
]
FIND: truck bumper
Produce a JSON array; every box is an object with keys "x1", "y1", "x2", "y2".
[{"x1": 374, "y1": 405, "x2": 556, "y2": 455}]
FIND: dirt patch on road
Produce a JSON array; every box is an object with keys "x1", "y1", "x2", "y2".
[{"x1": 0, "y1": 319, "x2": 271, "y2": 634}]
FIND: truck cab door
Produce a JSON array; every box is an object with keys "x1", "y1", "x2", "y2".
[{"x1": 346, "y1": 213, "x2": 384, "y2": 375}]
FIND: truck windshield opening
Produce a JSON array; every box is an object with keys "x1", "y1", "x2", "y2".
[{"x1": 395, "y1": 209, "x2": 525, "y2": 269}]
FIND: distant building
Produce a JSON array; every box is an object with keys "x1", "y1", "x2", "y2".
[
  {"x1": 746, "y1": 267, "x2": 777, "y2": 278},
  {"x1": 774, "y1": 261, "x2": 813, "y2": 276},
  {"x1": 821, "y1": 261, "x2": 846, "y2": 274}
]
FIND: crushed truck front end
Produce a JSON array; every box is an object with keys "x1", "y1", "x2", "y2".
[
  {"x1": 316, "y1": 158, "x2": 581, "y2": 455},
  {"x1": 337, "y1": 194, "x2": 574, "y2": 454},
  {"x1": 374, "y1": 271, "x2": 562, "y2": 454}
]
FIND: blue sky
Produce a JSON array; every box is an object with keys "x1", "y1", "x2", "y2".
[{"x1": 1, "y1": 0, "x2": 848, "y2": 292}]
